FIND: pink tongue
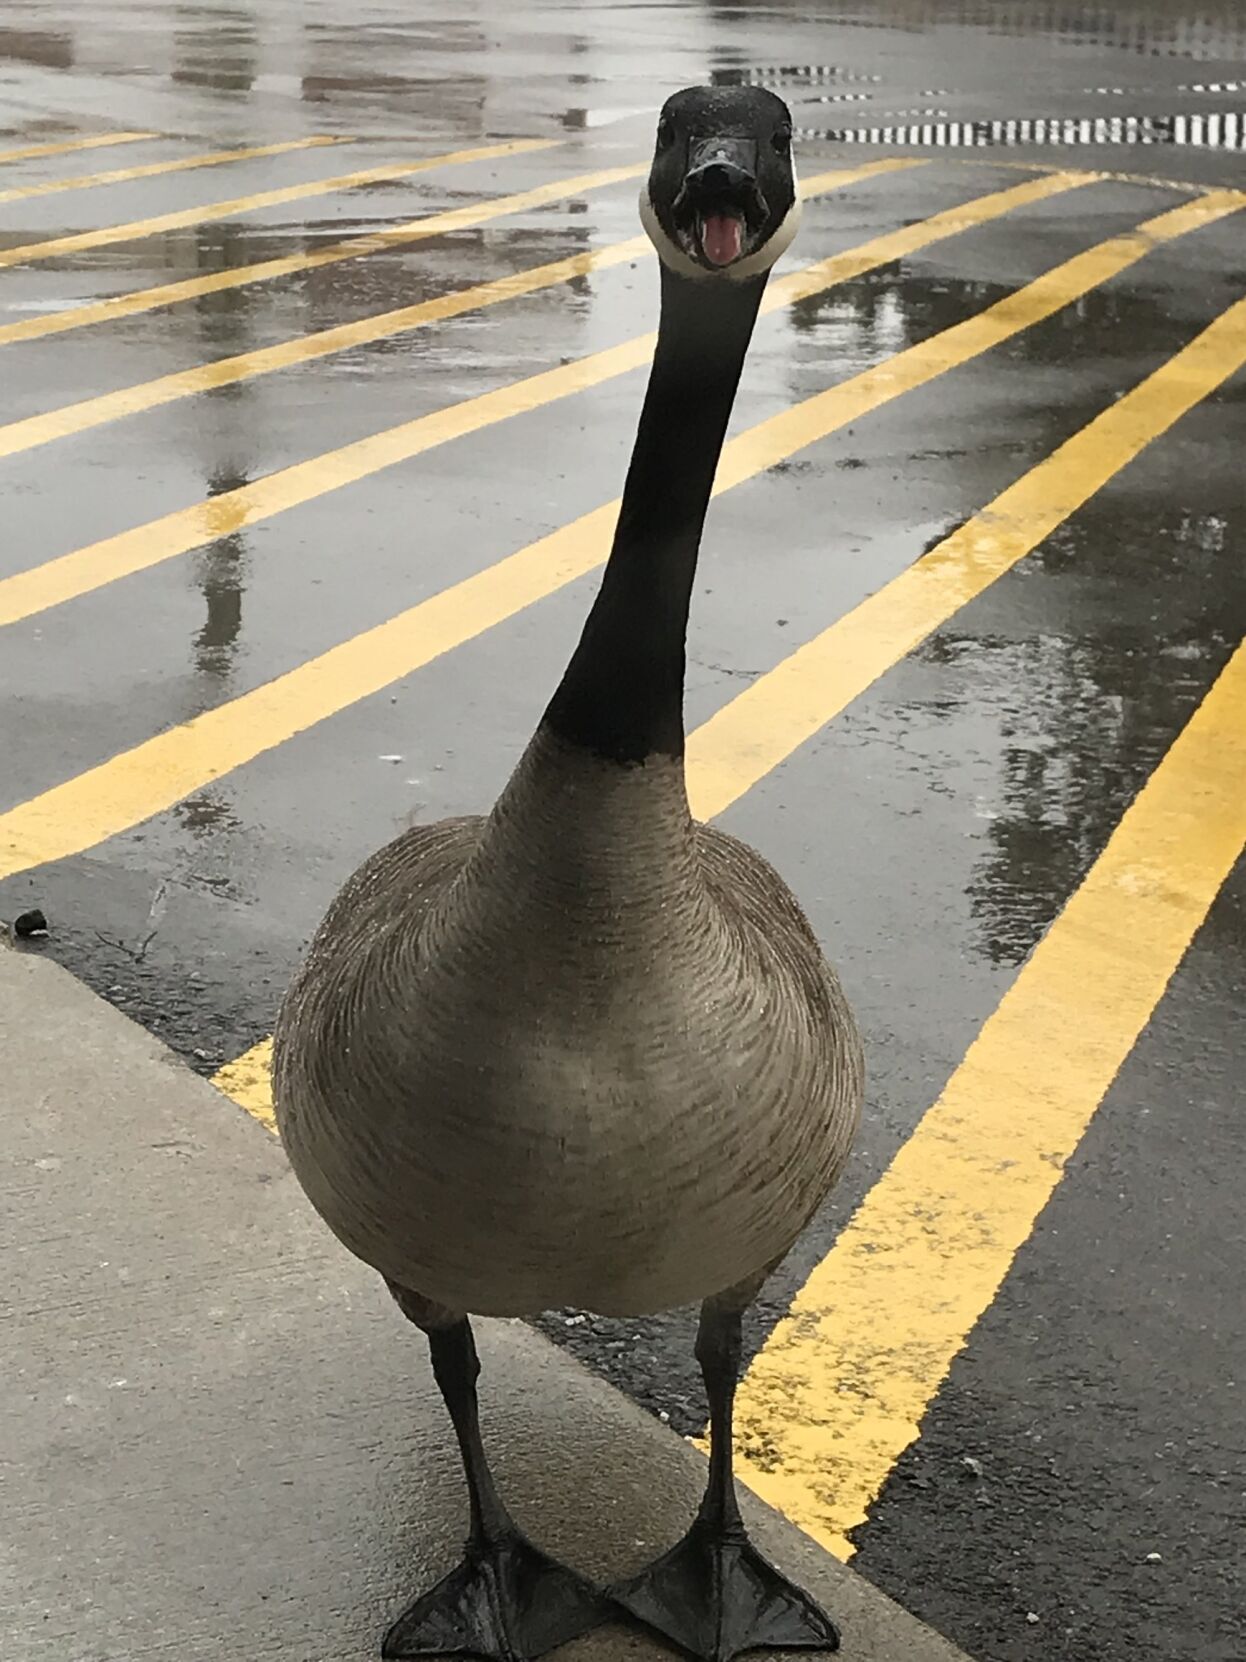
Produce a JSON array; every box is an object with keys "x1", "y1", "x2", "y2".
[{"x1": 701, "y1": 213, "x2": 743, "y2": 266}]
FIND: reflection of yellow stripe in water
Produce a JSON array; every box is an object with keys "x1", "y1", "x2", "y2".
[
  {"x1": 0, "y1": 168, "x2": 1078, "y2": 625},
  {"x1": 1, "y1": 187, "x2": 1235, "y2": 892},
  {"x1": 725, "y1": 636, "x2": 1246, "y2": 1558},
  {"x1": 0, "y1": 160, "x2": 919, "y2": 461},
  {"x1": 199, "y1": 286, "x2": 1246, "y2": 1129},
  {"x1": 0, "y1": 137, "x2": 556, "y2": 269},
  {"x1": 0, "y1": 136, "x2": 341, "y2": 205},
  {"x1": 0, "y1": 159, "x2": 644, "y2": 349},
  {"x1": 0, "y1": 131, "x2": 156, "y2": 166}
]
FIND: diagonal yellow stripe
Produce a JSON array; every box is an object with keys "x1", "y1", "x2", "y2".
[
  {"x1": 0, "y1": 161, "x2": 916, "y2": 461},
  {"x1": 0, "y1": 137, "x2": 555, "y2": 269},
  {"x1": 0, "y1": 131, "x2": 156, "y2": 166},
  {"x1": 5, "y1": 186, "x2": 1239, "y2": 898},
  {"x1": 688, "y1": 303, "x2": 1246, "y2": 818},
  {"x1": 0, "y1": 135, "x2": 341, "y2": 205},
  {"x1": 727, "y1": 636, "x2": 1246, "y2": 1558},
  {"x1": 0, "y1": 238, "x2": 639, "y2": 460},
  {"x1": 213, "y1": 1040, "x2": 278, "y2": 1130},
  {"x1": 0, "y1": 168, "x2": 1077, "y2": 624},
  {"x1": 0, "y1": 159, "x2": 644, "y2": 349}
]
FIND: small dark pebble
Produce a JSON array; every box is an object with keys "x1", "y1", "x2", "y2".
[{"x1": 14, "y1": 908, "x2": 49, "y2": 939}]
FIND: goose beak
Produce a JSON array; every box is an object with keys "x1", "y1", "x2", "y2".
[{"x1": 675, "y1": 136, "x2": 767, "y2": 269}]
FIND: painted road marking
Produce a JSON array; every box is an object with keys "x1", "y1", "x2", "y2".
[
  {"x1": 0, "y1": 161, "x2": 916, "y2": 461},
  {"x1": 2, "y1": 196, "x2": 1238, "y2": 891},
  {"x1": 726, "y1": 637, "x2": 1246, "y2": 1558},
  {"x1": 0, "y1": 136, "x2": 341, "y2": 205},
  {"x1": 213, "y1": 1041, "x2": 279, "y2": 1130},
  {"x1": 0, "y1": 132, "x2": 156, "y2": 167},
  {"x1": 201, "y1": 302, "x2": 1246, "y2": 1123},
  {"x1": 0, "y1": 160, "x2": 643, "y2": 349},
  {"x1": 0, "y1": 239, "x2": 645, "y2": 461},
  {"x1": 0, "y1": 137, "x2": 555, "y2": 270},
  {"x1": 0, "y1": 170, "x2": 1088, "y2": 622},
  {"x1": 996, "y1": 155, "x2": 1246, "y2": 197},
  {"x1": 688, "y1": 285, "x2": 1246, "y2": 816}
]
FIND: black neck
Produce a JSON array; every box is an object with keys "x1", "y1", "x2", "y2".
[{"x1": 543, "y1": 262, "x2": 767, "y2": 763}]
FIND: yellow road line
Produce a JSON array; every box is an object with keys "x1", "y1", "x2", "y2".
[
  {"x1": 0, "y1": 159, "x2": 642, "y2": 349},
  {"x1": 0, "y1": 135, "x2": 341, "y2": 205},
  {"x1": 2, "y1": 188, "x2": 1235, "y2": 898},
  {"x1": 0, "y1": 238, "x2": 637, "y2": 460},
  {"x1": 697, "y1": 297, "x2": 1246, "y2": 817},
  {"x1": 727, "y1": 637, "x2": 1246, "y2": 1559},
  {"x1": 0, "y1": 137, "x2": 555, "y2": 270},
  {"x1": 994, "y1": 155, "x2": 1240, "y2": 197},
  {"x1": 213, "y1": 1040, "x2": 278, "y2": 1130},
  {"x1": 0, "y1": 160, "x2": 916, "y2": 461},
  {"x1": 0, "y1": 168, "x2": 1081, "y2": 624},
  {"x1": 686, "y1": 291, "x2": 1246, "y2": 819},
  {"x1": 208, "y1": 287, "x2": 1246, "y2": 1128},
  {"x1": 0, "y1": 131, "x2": 156, "y2": 166}
]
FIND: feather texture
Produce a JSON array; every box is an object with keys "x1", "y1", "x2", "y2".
[{"x1": 274, "y1": 724, "x2": 862, "y2": 1317}]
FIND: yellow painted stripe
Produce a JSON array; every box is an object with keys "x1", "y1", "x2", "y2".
[
  {"x1": 0, "y1": 135, "x2": 340, "y2": 205},
  {"x1": 0, "y1": 131, "x2": 156, "y2": 166},
  {"x1": 3, "y1": 186, "x2": 1232, "y2": 898},
  {"x1": 0, "y1": 137, "x2": 555, "y2": 270},
  {"x1": 0, "y1": 168, "x2": 1083, "y2": 627},
  {"x1": 212, "y1": 1039, "x2": 276, "y2": 1131},
  {"x1": 994, "y1": 154, "x2": 1233, "y2": 198},
  {"x1": 0, "y1": 160, "x2": 916, "y2": 462},
  {"x1": 0, "y1": 159, "x2": 643, "y2": 350},
  {"x1": 727, "y1": 637, "x2": 1246, "y2": 1558},
  {"x1": 687, "y1": 281, "x2": 1246, "y2": 818},
  {"x1": 0, "y1": 238, "x2": 639, "y2": 460}
]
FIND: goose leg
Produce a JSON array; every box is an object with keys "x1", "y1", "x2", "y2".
[
  {"x1": 611, "y1": 1293, "x2": 840, "y2": 1662},
  {"x1": 383, "y1": 1300, "x2": 610, "y2": 1661}
]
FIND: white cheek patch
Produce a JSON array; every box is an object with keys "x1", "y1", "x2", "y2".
[
  {"x1": 639, "y1": 163, "x2": 803, "y2": 284},
  {"x1": 639, "y1": 185, "x2": 707, "y2": 280}
]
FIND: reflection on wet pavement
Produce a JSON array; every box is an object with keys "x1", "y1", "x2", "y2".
[
  {"x1": 193, "y1": 467, "x2": 250, "y2": 683},
  {"x1": 0, "y1": 24, "x2": 73, "y2": 70},
  {"x1": 803, "y1": 110, "x2": 1246, "y2": 150},
  {"x1": 827, "y1": 2, "x2": 1245, "y2": 55},
  {"x1": 925, "y1": 499, "x2": 1245, "y2": 967},
  {"x1": 172, "y1": 3, "x2": 257, "y2": 96}
]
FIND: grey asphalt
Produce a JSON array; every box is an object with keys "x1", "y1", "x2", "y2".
[
  {"x1": 2, "y1": 4, "x2": 1245, "y2": 1662},
  {"x1": 1, "y1": 939, "x2": 968, "y2": 1662},
  {"x1": 857, "y1": 856, "x2": 1246, "y2": 1659}
]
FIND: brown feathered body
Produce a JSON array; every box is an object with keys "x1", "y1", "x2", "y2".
[{"x1": 274, "y1": 725, "x2": 863, "y2": 1318}]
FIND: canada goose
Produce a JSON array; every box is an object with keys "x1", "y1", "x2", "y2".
[{"x1": 274, "y1": 84, "x2": 864, "y2": 1662}]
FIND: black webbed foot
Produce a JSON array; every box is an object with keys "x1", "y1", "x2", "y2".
[
  {"x1": 383, "y1": 1528, "x2": 610, "y2": 1660},
  {"x1": 612, "y1": 1519, "x2": 839, "y2": 1662}
]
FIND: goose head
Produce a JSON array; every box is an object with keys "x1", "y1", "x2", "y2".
[{"x1": 639, "y1": 84, "x2": 801, "y2": 282}]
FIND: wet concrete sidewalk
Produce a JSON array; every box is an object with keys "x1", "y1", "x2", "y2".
[{"x1": 0, "y1": 939, "x2": 968, "y2": 1662}]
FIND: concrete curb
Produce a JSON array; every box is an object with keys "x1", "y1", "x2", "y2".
[{"x1": 1, "y1": 940, "x2": 969, "y2": 1662}]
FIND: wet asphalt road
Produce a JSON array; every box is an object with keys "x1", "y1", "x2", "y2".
[{"x1": 2, "y1": 5, "x2": 1244, "y2": 1661}]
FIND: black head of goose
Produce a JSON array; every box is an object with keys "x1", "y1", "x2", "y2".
[{"x1": 274, "y1": 83, "x2": 864, "y2": 1662}]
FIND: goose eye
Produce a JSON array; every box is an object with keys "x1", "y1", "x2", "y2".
[
  {"x1": 772, "y1": 123, "x2": 792, "y2": 155},
  {"x1": 656, "y1": 116, "x2": 675, "y2": 149}
]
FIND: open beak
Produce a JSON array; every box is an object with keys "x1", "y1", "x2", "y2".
[{"x1": 675, "y1": 136, "x2": 765, "y2": 269}]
